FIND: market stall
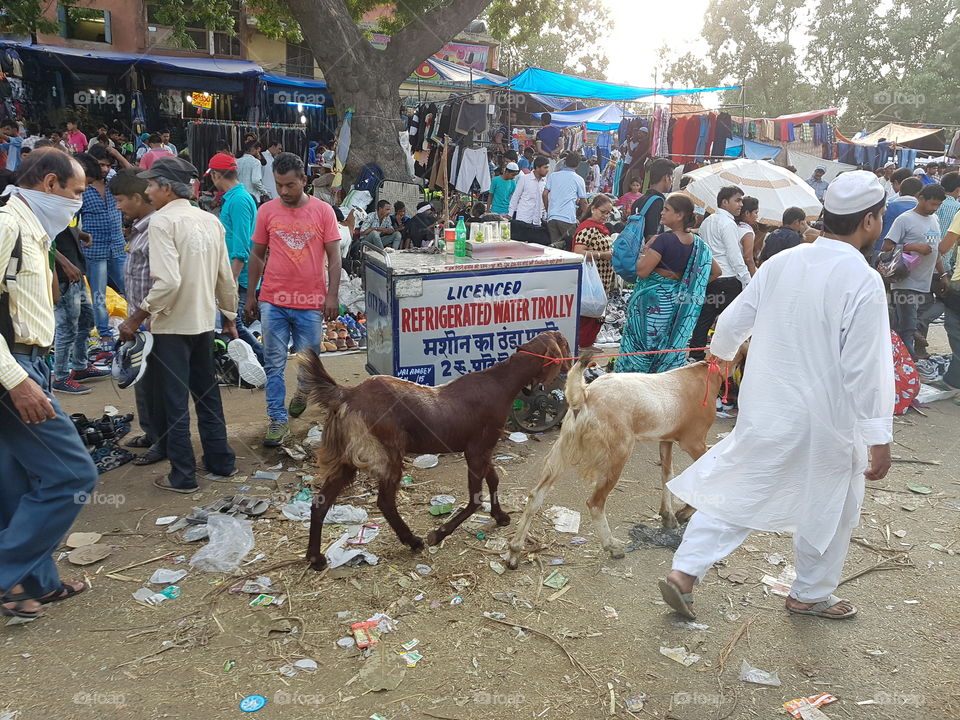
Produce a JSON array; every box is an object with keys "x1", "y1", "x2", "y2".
[{"x1": 363, "y1": 242, "x2": 582, "y2": 385}]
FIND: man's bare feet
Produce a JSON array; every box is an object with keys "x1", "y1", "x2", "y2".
[
  {"x1": 659, "y1": 570, "x2": 699, "y2": 619},
  {"x1": 1, "y1": 584, "x2": 42, "y2": 616},
  {"x1": 786, "y1": 595, "x2": 857, "y2": 618},
  {"x1": 38, "y1": 579, "x2": 86, "y2": 604},
  {"x1": 665, "y1": 570, "x2": 696, "y2": 597}
]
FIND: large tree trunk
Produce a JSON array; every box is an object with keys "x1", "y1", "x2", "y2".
[{"x1": 286, "y1": 0, "x2": 492, "y2": 184}]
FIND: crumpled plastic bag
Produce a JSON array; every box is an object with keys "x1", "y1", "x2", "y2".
[{"x1": 189, "y1": 514, "x2": 254, "y2": 572}]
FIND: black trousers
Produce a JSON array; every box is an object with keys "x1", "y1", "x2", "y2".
[
  {"x1": 146, "y1": 332, "x2": 235, "y2": 488},
  {"x1": 689, "y1": 276, "x2": 743, "y2": 361},
  {"x1": 510, "y1": 219, "x2": 551, "y2": 246}
]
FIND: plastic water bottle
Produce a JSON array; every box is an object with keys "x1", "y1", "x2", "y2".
[{"x1": 455, "y1": 216, "x2": 467, "y2": 259}]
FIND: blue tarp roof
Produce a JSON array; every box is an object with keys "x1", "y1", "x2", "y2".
[
  {"x1": 504, "y1": 66, "x2": 739, "y2": 101},
  {"x1": 533, "y1": 103, "x2": 629, "y2": 131},
  {"x1": 528, "y1": 94, "x2": 574, "y2": 111},
  {"x1": 725, "y1": 137, "x2": 783, "y2": 160},
  {"x1": 423, "y1": 56, "x2": 507, "y2": 85},
  {"x1": 262, "y1": 73, "x2": 327, "y2": 89},
  {"x1": 0, "y1": 41, "x2": 263, "y2": 77}
]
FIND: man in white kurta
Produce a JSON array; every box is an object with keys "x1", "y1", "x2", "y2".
[{"x1": 659, "y1": 171, "x2": 895, "y2": 620}]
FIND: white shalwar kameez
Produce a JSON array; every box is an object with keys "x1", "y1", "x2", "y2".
[{"x1": 669, "y1": 237, "x2": 895, "y2": 603}]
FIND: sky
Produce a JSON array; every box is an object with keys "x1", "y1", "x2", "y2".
[{"x1": 603, "y1": 0, "x2": 712, "y2": 87}]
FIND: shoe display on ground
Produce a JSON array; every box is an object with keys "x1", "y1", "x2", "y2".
[
  {"x1": 263, "y1": 420, "x2": 290, "y2": 447},
  {"x1": 52, "y1": 378, "x2": 92, "y2": 395},
  {"x1": 111, "y1": 331, "x2": 154, "y2": 389},
  {"x1": 227, "y1": 339, "x2": 266, "y2": 388},
  {"x1": 71, "y1": 365, "x2": 111, "y2": 382},
  {"x1": 288, "y1": 393, "x2": 308, "y2": 418}
]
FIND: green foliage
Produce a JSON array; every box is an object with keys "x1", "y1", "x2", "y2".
[{"x1": 0, "y1": 0, "x2": 72, "y2": 35}]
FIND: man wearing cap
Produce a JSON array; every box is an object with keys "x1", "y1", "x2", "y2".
[
  {"x1": 206, "y1": 152, "x2": 264, "y2": 366},
  {"x1": 806, "y1": 166, "x2": 829, "y2": 202},
  {"x1": 404, "y1": 202, "x2": 438, "y2": 249},
  {"x1": 881, "y1": 162, "x2": 897, "y2": 199},
  {"x1": 120, "y1": 156, "x2": 239, "y2": 493},
  {"x1": 489, "y1": 162, "x2": 519, "y2": 215},
  {"x1": 659, "y1": 170, "x2": 894, "y2": 621}
]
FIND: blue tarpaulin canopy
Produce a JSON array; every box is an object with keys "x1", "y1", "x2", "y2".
[
  {"x1": 533, "y1": 103, "x2": 630, "y2": 131},
  {"x1": 262, "y1": 73, "x2": 327, "y2": 89},
  {"x1": 0, "y1": 41, "x2": 263, "y2": 77},
  {"x1": 725, "y1": 137, "x2": 783, "y2": 160},
  {"x1": 503, "y1": 66, "x2": 739, "y2": 101}
]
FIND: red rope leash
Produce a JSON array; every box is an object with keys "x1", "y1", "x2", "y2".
[{"x1": 518, "y1": 347, "x2": 731, "y2": 408}]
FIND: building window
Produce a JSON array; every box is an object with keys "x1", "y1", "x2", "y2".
[
  {"x1": 57, "y1": 5, "x2": 112, "y2": 44},
  {"x1": 285, "y1": 42, "x2": 315, "y2": 79},
  {"x1": 145, "y1": 3, "x2": 240, "y2": 56}
]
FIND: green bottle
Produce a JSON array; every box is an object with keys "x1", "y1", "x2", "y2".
[{"x1": 455, "y1": 216, "x2": 467, "y2": 259}]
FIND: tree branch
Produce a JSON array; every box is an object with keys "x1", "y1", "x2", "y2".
[
  {"x1": 286, "y1": 0, "x2": 383, "y2": 87},
  {"x1": 384, "y1": 0, "x2": 492, "y2": 81}
]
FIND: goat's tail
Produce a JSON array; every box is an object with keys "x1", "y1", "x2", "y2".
[
  {"x1": 298, "y1": 349, "x2": 346, "y2": 410},
  {"x1": 564, "y1": 348, "x2": 597, "y2": 414}
]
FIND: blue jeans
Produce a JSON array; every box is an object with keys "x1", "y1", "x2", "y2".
[
  {"x1": 260, "y1": 301, "x2": 322, "y2": 422},
  {"x1": 237, "y1": 286, "x2": 264, "y2": 364},
  {"x1": 53, "y1": 282, "x2": 95, "y2": 380},
  {"x1": 86, "y1": 254, "x2": 127, "y2": 338},
  {"x1": 0, "y1": 351, "x2": 98, "y2": 597}
]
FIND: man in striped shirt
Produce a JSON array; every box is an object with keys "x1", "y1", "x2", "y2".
[{"x1": 0, "y1": 148, "x2": 98, "y2": 620}]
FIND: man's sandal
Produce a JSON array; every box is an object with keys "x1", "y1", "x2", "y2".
[
  {"x1": 787, "y1": 594, "x2": 857, "y2": 619},
  {"x1": 1, "y1": 591, "x2": 42, "y2": 619},
  {"x1": 658, "y1": 578, "x2": 696, "y2": 620},
  {"x1": 39, "y1": 581, "x2": 87, "y2": 605}
]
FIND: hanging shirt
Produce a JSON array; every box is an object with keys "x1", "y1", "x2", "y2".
[{"x1": 668, "y1": 237, "x2": 895, "y2": 553}]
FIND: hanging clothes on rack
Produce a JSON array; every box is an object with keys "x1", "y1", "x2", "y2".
[
  {"x1": 710, "y1": 112, "x2": 733, "y2": 159},
  {"x1": 450, "y1": 145, "x2": 491, "y2": 193}
]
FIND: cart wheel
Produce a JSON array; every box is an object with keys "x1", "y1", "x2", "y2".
[{"x1": 510, "y1": 376, "x2": 568, "y2": 433}]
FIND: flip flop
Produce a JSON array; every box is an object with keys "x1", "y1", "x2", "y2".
[
  {"x1": 153, "y1": 478, "x2": 199, "y2": 494},
  {"x1": 234, "y1": 497, "x2": 270, "y2": 517},
  {"x1": 787, "y1": 594, "x2": 857, "y2": 619},
  {"x1": 38, "y1": 581, "x2": 87, "y2": 605},
  {"x1": 658, "y1": 578, "x2": 697, "y2": 620},
  {"x1": 124, "y1": 435, "x2": 153, "y2": 449},
  {"x1": 1, "y1": 591, "x2": 42, "y2": 619},
  {"x1": 133, "y1": 448, "x2": 165, "y2": 466}
]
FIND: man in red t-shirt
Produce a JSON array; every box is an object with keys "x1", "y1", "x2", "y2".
[{"x1": 245, "y1": 152, "x2": 342, "y2": 446}]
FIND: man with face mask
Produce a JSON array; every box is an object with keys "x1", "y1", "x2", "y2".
[{"x1": 0, "y1": 147, "x2": 98, "y2": 620}]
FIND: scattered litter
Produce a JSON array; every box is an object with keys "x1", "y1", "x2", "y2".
[
  {"x1": 400, "y1": 476, "x2": 414, "y2": 486},
  {"x1": 673, "y1": 620, "x2": 710, "y2": 630},
  {"x1": 543, "y1": 569, "x2": 569, "y2": 590},
  {"x1": 904, "y1": 599, "x2": 920, "y2": 604},
  {"x1": 190, "y1": 514, "x2": 254, "y2": 572},
  {"x1": 738, "y1": 659, "x2": 781, "y2": 686},
  {"x1": 281, "y1": 445, "x2": 307, "y2": 461},
  {"x1": 796, "y1": 704, "x2": 831, "y2": 720},
  {"x1": 348, "y1": 524, "x2": 381, "y2": 546},
  {"x1": 916, "y1": 383, "x2": 957, "y2": 404},
  {"x1": 294, "y1": 486, "x2": 313, "y2": 503},
  {"x1": 604, "y1": 605, "x2": 618, "y2": 619},
  {"x1": 182, "y1": 525, "x2": 209, "y2": 542},
  {"x1": 906, "y1": 482, "x2": 933, "y2": 495},
  {"x1": 484, "y1": 537, "x2": 508, "y2": 552},
  {"x1": 412, "y1": 454, "x2": 439, "y2": 469},
  {"x1": 717, "y1": 567, "x2": 750, "y2": 584},
  {"x1": 866, "y1": 649, "x2": 887, "y2": 656},
  {"x1": 765, "y1": 553, "x2": 785, "y2": 565},
  {"x1": 495, "y1": 455, "x2": 513, "y2": 461},
  {"x1": 508, "y1": 432, "x2": 528, "y2": 443},
  {"x1": 930, "y1": 543, "x2": 955, "y2": 555},
  {"x1": 242, "y1": 553, "x2": 267, "y2": 566},
  {"x1": 359, "y1": 645, "x2": 406, "y2": 691},
  {"x1": 149, "y1": 569, "x2": 187, "y2": 585},
  {"x1": 431, "y1": 494, "x2": 456, "y2": 506},
  {"x1": 450, "y1": 595, "x2": 463, "y2": 605},
  {"x1": 230, "y1": 576, "x2": 273, "y2": 594},
  {"x1": 224, "y1": 659, "x2": 236, "y2": 672},
  {"x1": 428, "y1": 504, "x2": 453, "y2": 516},
  {"x1": 570, "y1": 536, "x2": 588, "y2": 545},
  {"x1": 716, "y1": 431, "x2": 730, "y2": 439},
  {"x1": 415, "y1": 564, "x2": 432, "y2": 575},
  {"x1": 249, "y1": 594, "x2": 285, "y2": 607},
  {"x1": 625, "y1": 695, "x2": 646, "y2": 712},
  {"x1": 761, "y1": 565, "x2": 797, "y2": 597},
  {"x1": 303, "y1": 426, "x2": 323, "y2": 448},
  {"x1": 267, "y1": 462, "x2": 282, "y2": 470},
  {"x1": 278, "y1": 658, "x2": 318, "y2": 677},
  {"x1": 489, "y1": 561, "x2": 506, "y2": 575},
  {"x1": 65, "y1": 532, "x2": 101, "y2": 548},
  {"x1": 327, "y1": 505, "x2": 369, "y2": 523},
  {"x1": 326, "y1": 533, "x2": 380, "y2": 569},
  {"x1": 550, "y1": 557, "x2": 565, "y2": 565},
  {"x1": 337, "y1": 637, "x2": 356, "y2": 648},
  {"x1": 253, "y1": 470, "x2": 281, "y2": 481},
  {"x1": 132, "y1": 587, "x2": 168, "y2": 605},
  {"x1": 370, "y1": 715, "x2": 389, "y2": 720},
  {"x1": 545, "y1": 506, "x2": 581, "y2": 534},
  {"x1": 624, "y1": 523, "x2": 685, "y2": 550},
  {"x1": 155, "y1": 516, "x2": 178, "y2": 526},
  {"x1": 893, "y1": 529, "x2": 907, "y2": 538},
  {"x1": 399, "y1": 651, "x2": 423, "y2": 667},
  {"x1": 660, "y1": 646, "x2": 700, "y2": 666},
  {"x1": 67, "y1": 544, "x2": 112, "y2": 566},
  {"x1": 716, "y1": 410, "x2": 736, "y2": 419},
  {"x1": 483, "y1": 611, "x2": 506, "y2": 620},
  {"x1": 239, "y1": 694, "x2": 268, "y2": 712},
  {"x1": 281, "y1": 501, "x2": 310, "y2": 522},
  {"x1": 401, "y1": 638, "x2": 419, "y2": 651},
  {"x1": 856, "y1": 700, "x2": 877, "y2": 706}
]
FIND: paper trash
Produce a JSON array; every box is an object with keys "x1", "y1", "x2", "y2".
[
  {"x1": 326, "y1": 533, "x2": 379, "y2": 569},
  {"x1": 149, "y1": 569, "x2": 187, "y2": 585},
  {"x1": 738, "y1": 659, "x2": 781, "y2": 686},
  {"x1": 546, "y1": 506, "x2": 581, "y2": 534},
  {"x1": 660, "y1": 646, "x2": 701, "y2": 666}
]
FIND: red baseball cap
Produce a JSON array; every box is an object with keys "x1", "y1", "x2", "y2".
[{"x1": 205, "y1": 152, "x2": 238, "y2": 175}]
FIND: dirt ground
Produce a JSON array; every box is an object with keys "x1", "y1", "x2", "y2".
[{"x1": 2, "y1": 329, "x2": 959, "y2": 720}]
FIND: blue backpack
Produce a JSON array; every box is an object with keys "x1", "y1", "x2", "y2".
[{"x1": 611, "y1": 195, "x2": 658, "y2": 283}]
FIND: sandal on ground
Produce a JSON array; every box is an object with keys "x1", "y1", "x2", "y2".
[
  {"x1": 153, "y1": 478, "x2": 199, "y2": 494},
  {"x1": 133, "y1": 448, "x2": 165, "y2": 466},
  {"x1": 1, "y1": 591, "x2": 42, "y2": 619},
  {"x1": 786, "y1": 594, "x2": 857, "y2": 619},
  {"x1": 39, "y1": 581, "x2": 87, "y2": 605},
  {"x1": 658, "y1": 578, "x2": 696, "y2": 620},
  {"x1": 124, "y1": 435, "x2": 154, "y2": 449},
  {"x1": 234, "y1": 497, "x2": 270, "y2": 517}
]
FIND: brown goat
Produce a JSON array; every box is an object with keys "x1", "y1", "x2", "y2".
[
  {"x1": 506, "y1": 348, "x2": 742, "y2": 569},
  {"x1": 299, "y1": 331, "x2": 572, "y2": 571}
]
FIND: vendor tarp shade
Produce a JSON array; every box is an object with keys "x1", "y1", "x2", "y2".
[
  {"x1": 504, "y1": 66, "x2": 739, "y2": 100},
  {"x1": 725, "y1": 137, "x2": 783, "y2": 160},
  {"x1": 533, "y1": 103, "x2": 628, "y2": 131},
  {"x1": 785, "y1": 149, "x2": 856, "y2": 183},
  {"x1": 262, "y1": 73, "x2": 327, "y2": 89},
  {"x1": 850, "y1": 123, "x2": 945, "y2": 151},
  {"x1": 423, "y1": 57, "x2": 507, "y2": 85}
]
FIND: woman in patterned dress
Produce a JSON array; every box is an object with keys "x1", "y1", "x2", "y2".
[{"x1": 572, "y1": 195, "x2": 616, "y2": 348}]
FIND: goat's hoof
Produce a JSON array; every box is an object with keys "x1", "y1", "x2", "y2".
[
  {"x1": 675, "y1": 506, "x2": 696, "y2": 524},
  {"x1": 493, "y1": 511, "x2": 511, "y2": 527},
  {"x1": 607, "y1": 543, "x2": 626, "y2": 560},
  {"x1": 407, "y1": 536, "x2": 425, "y2": 552},
  {"x1": 661, "y1": 514, "x2": 679, "y2": 529},
  {"x1": 425, "y1": 530, "x2": 442, "y2": 547},
  {"x1": 308, "y1": 555, "x2": 328, "y2": 572},
  {"x1": 504, "y1": 552, "x2": 521, "y2": 570}
]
